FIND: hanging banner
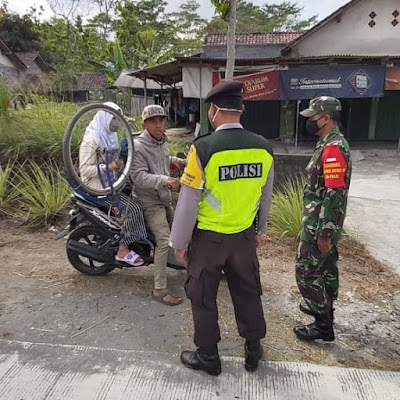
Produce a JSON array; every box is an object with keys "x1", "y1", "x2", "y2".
[
  {"x1": 280, "y1": 65, "x2": 385, "y2": 99},
  {"x1": 182, "y1": 67, "x2": 213, "y2": 98},
  {"x1": 234, "y1": 70, "x2": 279, "y2": 101},
  {"x1": 385, "y1": 65, "x2": 400, "y2": 90}
]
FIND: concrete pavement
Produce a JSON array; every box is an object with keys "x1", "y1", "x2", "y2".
[
  {"x1": 0, "y1": 339, "x2": 399, "y2": 400},
  {"x1": 345, "y1": 153, "x2": 400, "y2": 274}
]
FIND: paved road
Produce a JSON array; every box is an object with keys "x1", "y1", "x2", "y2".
[
  {"x1": 0, "y1": 339, "x2": 399, "y2": 400},
  {"x1": 345, "y1": 153, "x2": 400, "y2": 274}
]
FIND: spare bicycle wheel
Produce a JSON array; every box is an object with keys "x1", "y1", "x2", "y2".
[{"x1": 62, "y1": 103, "x2": 135, "y2": 197}]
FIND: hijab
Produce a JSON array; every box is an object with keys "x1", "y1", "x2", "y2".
[{"x1": 83, "y1": 102, "x2": 122, "y2": 150}]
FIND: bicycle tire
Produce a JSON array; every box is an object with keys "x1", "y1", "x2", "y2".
[{"x1": 63, "y1": 103, "x2": 134, "y2": 197}]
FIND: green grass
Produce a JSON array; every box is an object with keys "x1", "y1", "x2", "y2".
[
  {"x1": 11, "y1": 161, "x2": 72, "y2": 228},
  {"x1": 268, "y1": 175, "x2": 305, "y2": 238},
  {"x1": 0, "y1": 99, "x2": 79, "y2": 165},
  {"x1": 0, "y1": 161, "x2": 18, "y2": 215},
  {"x1": 168, "y1": 138, "x2": 188, "y2": 156},
  {"x1": 0, "y1": 80, "x2": 10, "y2": 118}
]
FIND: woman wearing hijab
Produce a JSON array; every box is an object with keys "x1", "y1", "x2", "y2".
[{"x1": 79, "y1": 102, "x2": 147, "y2": 266}]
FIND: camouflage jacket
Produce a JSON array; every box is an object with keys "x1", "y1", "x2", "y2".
[{"x1": 300, "y1": 128, "x2": 352, "y2": 243}]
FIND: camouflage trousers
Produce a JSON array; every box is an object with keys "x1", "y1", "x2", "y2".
[{"x1": 295, "y1": 240, "x2": 339, "y2": 316}]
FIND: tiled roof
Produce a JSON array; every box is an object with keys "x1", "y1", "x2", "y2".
[
  {"x1": 77, "y1": 72, "x2": 109, "y2": 91},
  {"x1": 205, "y1": 32, "x2": 304, "y2": 46},
  {"x1": 14, "y1": 52, "x2": 41, "y2": 66}
]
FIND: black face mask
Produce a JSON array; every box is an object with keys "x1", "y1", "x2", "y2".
[{"x1": 306, "y1": 115, "x2": 326, "y2": 135}]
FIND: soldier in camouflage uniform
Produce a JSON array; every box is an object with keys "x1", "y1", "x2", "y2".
[{"x1": 294, "y1": 96, "x2": 352, "y2": 342}]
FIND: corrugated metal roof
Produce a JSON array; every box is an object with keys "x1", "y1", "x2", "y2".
[
  {"x1": 114, "y1": 72, "x2": 164, "y2": 89},
  {"x1": 205, "y1": 32, "x2": 304, "y2": 45}
]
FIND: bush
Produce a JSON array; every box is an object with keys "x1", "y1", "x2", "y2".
[
  {"x1": 268, "y1": 175, "x2": 305, "y2": 238},
  {"x1": 10, "y1": 161, "x2": 72, "y2": 228}
]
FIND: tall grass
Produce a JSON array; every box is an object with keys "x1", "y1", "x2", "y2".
[
  {"x1": 11, "y1": 161, "x2": 72, "y2": 228},
  {"x1": 0, "y1": 161, "x2": 18, "y2": 215},
  {"x1": 0, "y1": 98, "x2": 79, "y2": 165},
  {"x1": 0, "y1": 80, "x2": 10, "y2": 118},
  {"x1": 268, "y1": 175, "x2": 305, "y2": 237}
]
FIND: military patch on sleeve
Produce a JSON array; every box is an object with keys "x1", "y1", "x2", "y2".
[
  {"x1": 322, "y1": 145, "x2": 347, "y2": 188},
  {"x1": 180, "y1": 145, "x2": 204, "y2": 189}
]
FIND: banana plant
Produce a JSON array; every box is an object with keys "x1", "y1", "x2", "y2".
[
  {"x1": 89, "y1": 41, "x2": 127, "y2": 83},
  {"x1": 130, "y1": 31, "x2": 174, "y2": 69}
]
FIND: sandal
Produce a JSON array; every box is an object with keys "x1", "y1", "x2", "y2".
[
  {"x1": 151, "y1": 290, "x2": 183, "y2": 306},
  {"x1": 115, "y1": 250, "x2": 144, "y2": 266}
]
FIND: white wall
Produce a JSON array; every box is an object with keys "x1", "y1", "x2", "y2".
[
  {"x1": 292, "y1": 0, "x2": 400, "y2": 57},
  {"x1": 0, "y1": 52, "x2": 16, "y2": 69}
]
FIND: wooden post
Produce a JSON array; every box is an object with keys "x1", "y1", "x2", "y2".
[
  {"x1": 368, "y1": 98, "x2": 379, "y2": 140},
  {"x1": 143, "y1": 75, "x2": 148, "y2": 105}
]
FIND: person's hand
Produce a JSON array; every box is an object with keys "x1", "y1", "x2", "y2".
[
  {"x1": 166, "y1": 177, "x2": 180, "y2": 190},
  {"x1": 255, "y1": 234, "x2": 262, "y2": 248},
  {"x1": 115, "y1": 159, "x2": 124, "y2": 169},
  {"x1": 174, "y1": 249, "x2": 187, "y2": 266},
  {"x1": 317, "y1": 236, "x2": 332, "y2": 253},
  {"x1": 108, "y1": 159, "x2": 124, "y2": 171},
  {"x1": 179, "y1": 158, "x2": 187, "y2": 167}
]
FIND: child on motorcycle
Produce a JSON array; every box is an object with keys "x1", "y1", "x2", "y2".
[{"x1": 79, "y1": 102, "x2": 147, "y2": 266}]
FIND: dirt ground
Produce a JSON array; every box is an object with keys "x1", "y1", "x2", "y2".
[{"x1": 0, "y1": 218, "x2": 399, "y2": 372}]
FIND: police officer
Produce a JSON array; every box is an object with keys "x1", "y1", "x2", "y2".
[
  {"x1": 169, "y1": 80, "x2": 274, "y2": 375},
  {"x1": 294, "y1": 96, "x2": 352, "y2": 342}
]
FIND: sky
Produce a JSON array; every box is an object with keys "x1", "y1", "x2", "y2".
[{"x1": 9, "y1": 0, "x2": 350, "y2": 23}]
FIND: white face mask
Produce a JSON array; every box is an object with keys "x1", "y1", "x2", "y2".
[{"x1": 208, "y1": 104, "x2": 242, "y2": 129}]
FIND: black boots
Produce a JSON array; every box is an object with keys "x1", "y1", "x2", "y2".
[
  {"x1": 181, "y1": 347, "x2": 221, "y2": 376},
  {"x1": 294, "y1": 312, "x2": 335, "y2": 342},
  {"x1": 181, "y1": 341, "x2": 263, "y2": 375},
  {"x1": 244, "y1": 340, "x2": 263, "y2": 372}
]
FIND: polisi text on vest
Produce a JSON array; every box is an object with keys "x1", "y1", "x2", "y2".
[{"x1": 219, "y1": 163, "x2": 262, "y2": 181}]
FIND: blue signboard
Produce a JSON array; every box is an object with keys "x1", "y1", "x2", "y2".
[{"x1": 279, "y1": 65, "x2": 385, "y2": 100}]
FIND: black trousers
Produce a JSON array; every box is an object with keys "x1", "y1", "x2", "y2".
[{"x1": 185, "y1": 226, "x2": 266, "y2": 348}]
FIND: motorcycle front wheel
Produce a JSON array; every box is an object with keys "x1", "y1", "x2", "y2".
[{"x1": 67, "y1": 225, "x2": 116, "y2": 275}]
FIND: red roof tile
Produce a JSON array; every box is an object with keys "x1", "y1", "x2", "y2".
[
  {"x1": 205, "y1": 32, "x2": 304, "y2": 45},
  {"x1": 77, "y1": 73, "x2": 109, "y2": 91}
]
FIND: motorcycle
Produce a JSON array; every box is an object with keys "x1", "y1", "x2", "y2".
[
  {"x1": 55, "y1": 188, "x2": 185, "y2": 275},
  {"x1": 57, "y1": 103, "x2": 186, "y2": 275}
]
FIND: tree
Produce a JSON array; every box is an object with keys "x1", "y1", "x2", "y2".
[
  {"x1": 89, "y1": 41, "x2": 127, "y2": 82},
  {"x1": 169, "y1": 0, "x2": 207, "y2": 57},
  {"x1": 131, "y1": 29, "x2": 174, "y2": 68},
  {"x1": 114, "y1": 0, "x2": 174, "y2": 68},
  {"x1": 0, "y1": 3, "x2": 43, "y2": 52},
  {"x1": 261, "y1": 2, "x2": 317, "y2": 31},
  {"x1": 38, "y1": 16, "x2": 108, "y2": 91},
  {"x1": 88, "y1": 0, "x2": 118, "y2": 40},
  {"x1": 205, "y1": 1, "x2": 318, "y2": 34}
]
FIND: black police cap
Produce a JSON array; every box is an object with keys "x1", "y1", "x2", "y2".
[{"x1": 204, "y1": 80, "x2": 243, "y2": 103}]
